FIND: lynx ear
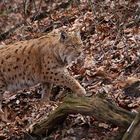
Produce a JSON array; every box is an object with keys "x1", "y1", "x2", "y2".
[{"x1": 60, "y1": 31, "x2": 68, "y2": 42}]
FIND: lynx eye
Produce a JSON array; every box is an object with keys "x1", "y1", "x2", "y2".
[{"x1": 72, "y1": 45, "x2": 76, "y2": 49}]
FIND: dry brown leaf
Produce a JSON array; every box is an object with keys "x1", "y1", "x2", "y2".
[{"x1": 125, "y1": 77, "x2": 140, "y2": 87}]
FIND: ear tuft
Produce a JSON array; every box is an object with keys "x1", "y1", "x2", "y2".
[{"x1": 60, "y1": 31, "x2": 68, "y2": 42}]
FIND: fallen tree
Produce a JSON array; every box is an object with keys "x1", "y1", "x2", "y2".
[
  {"x1": 122, "y1": 108, "x2": 140, "y2": 140},
  {"x1": 28, "y1": 95, "x2": 136, "y2": 138}
]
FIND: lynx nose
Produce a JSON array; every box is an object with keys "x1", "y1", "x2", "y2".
[
  {"x1": 78, "y1": 52, "x2": 85, "y2": 58},
  {"x1": 78, "y1": 52, "x2": 81, "y2": 56}
]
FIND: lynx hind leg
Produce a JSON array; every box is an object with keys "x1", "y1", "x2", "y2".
[
  {"x1": 40, "y1": 83, "x2": 53, "y2": 101},
  {"x1": 0, "y1": 81, "x2": 6, "y2": 114}
]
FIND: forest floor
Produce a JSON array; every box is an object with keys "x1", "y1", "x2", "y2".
[{"x1": 0, "y1": 0, "x2": 140, "y2": 139}]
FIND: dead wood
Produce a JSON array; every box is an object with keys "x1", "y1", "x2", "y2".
[
  {"x1": 28, "y1": 95, "x2": 136, "y2": 136},
  {"x1": 122, "y1": 108, "x2": 140, "y2": 140},
  {"x1": 0, "y1": 21, "x2": 26, "y2": 41},
  {"x1": 30, "y1": 0, "x2": 73, "y2": 22}
]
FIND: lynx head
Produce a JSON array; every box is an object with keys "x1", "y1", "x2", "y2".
[{"x1": 58, "y1": 29, "x2": 83, "y2": 65}]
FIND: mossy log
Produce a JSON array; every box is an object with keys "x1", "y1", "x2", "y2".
[
  {"x1": 122, "y1": 108, "x2": 140, "y2": 140},
  {"x1": 28, "y1": 95, "x2": 136, "y2": 135}
]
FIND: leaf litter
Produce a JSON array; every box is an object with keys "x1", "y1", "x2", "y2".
[{"x1": 0, "y1": 0, "x2": 140, "y2": 139}]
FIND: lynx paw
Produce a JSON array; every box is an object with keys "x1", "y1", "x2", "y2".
[{"x1": 76, "y1": 88, "x2": 86, "y2": 96}]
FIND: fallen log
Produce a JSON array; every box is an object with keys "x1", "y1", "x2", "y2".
[
  {"x1": 28, "y1": 95, "x2": 136, "y2": 136},
  {"x1": 122, "y1": 108, "x2": 140, "y2": 140}
]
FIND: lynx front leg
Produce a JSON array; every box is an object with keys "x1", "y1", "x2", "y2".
[
  {"x1": 52, "y1": 71, "x2": 86, "y2": 96},
  {"x1": 0, "y1": 92, "x2": 4, "y2": 114},
  {"x1": 40, "y1": 82, "x2": 53, "y2": 101},
  {"x1": 64, "y1": 75, "x2": 86, "y2": 96},
  {"x1": 0, "y1": 82, "x2": 6, "y2": 114}
]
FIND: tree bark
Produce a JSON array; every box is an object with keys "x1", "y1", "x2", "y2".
[
  {"x1": 28, "y1": 95, "x2": 136, "y2": 136},
  {"x1": 122, "y1": 108, "x2": 140, "y2": 140}
]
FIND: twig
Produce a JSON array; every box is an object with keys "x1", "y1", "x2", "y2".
[
  {"x1": 0, "y1": 21, "x2": 26, "y2": 41},
  {"x1": 88, "y1": 0, "x2": 106, "y2": 60},
  {"x1": 31, "y1": 0, "x2": 72, "y2": 22}
]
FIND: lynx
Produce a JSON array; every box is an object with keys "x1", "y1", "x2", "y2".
[{"x1": 0, "y1": 29, "x2": 86, "y2": 115}]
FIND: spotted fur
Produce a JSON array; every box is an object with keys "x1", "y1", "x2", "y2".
[{"x1": 0, "y1": 29, "x2": 86, "y2": 114}]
